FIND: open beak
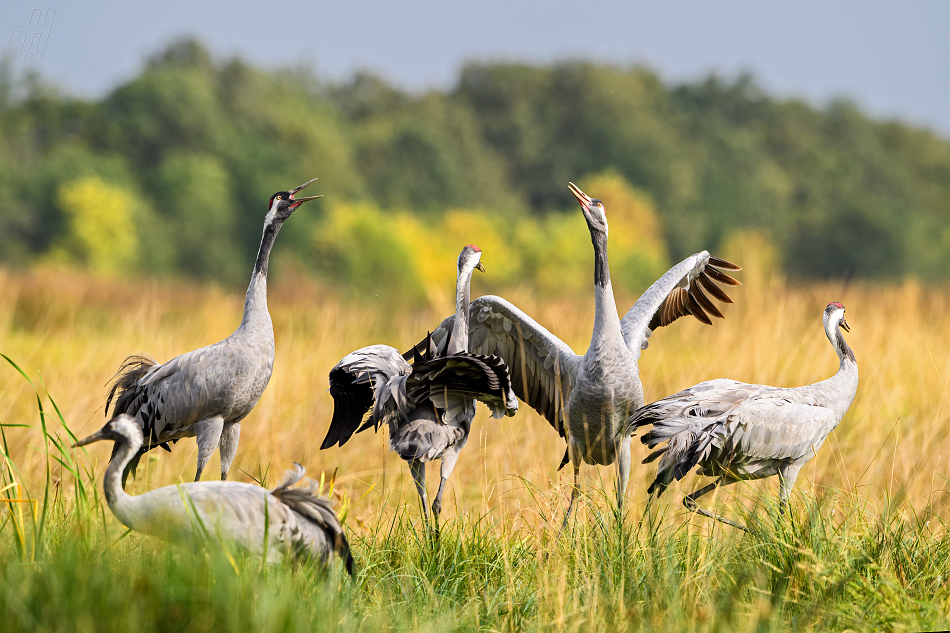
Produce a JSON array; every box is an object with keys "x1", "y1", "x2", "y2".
[
  {"x1": 568, "y1": 182, "x2": 592, "y2": 211},
  {"x1": 475, "y1": 262, "x2": 486, "y2": 273},
  {"x1": 72, "y1": 429, "x2": 108, "y2": 448},
  {"x1": 289, "y1": 178, "x2": 323, "y2": 208},
  {"x1": 840, "y1": 317, "x2": 850, "y2": 333}
]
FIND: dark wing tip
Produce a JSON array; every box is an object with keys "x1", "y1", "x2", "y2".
[
  {"x1": 707, "y1": 255, "x2": 742, "y2": 271},
  {"x1": 691, "y1": 285, "x2": 725, "y2": 320},
  {"x1": 341, "y1": 534, "x2": 355, "y2": 576},
  {"x1": 698, "y1": 272, "x2": 734, "y2": 304},
  {"x1": 685, "y1": 291, "x2": 712, "y2": 326},
  {"x1": 557, "y1": 446, "x2": 570, "y2": 471},
  {"x1": 704, "y1": 266, "x2": 741, "y2": 287},
  {"x1": 322, "y1": 367, "x2": 375, "y2": 450},
  {"x1": 641, "y1": 446, "x2": 667, "y2": 464}
]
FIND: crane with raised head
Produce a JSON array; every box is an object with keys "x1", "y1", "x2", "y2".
[
  {"x1": 631, "y1": 302, "x2": 858, "y2": 531},
  {"x1": 320, "y1": 245, "x2": 518, "y2": 526},
  {"x1": 105, "y1": 179, "x2": 321, "y2": 483},
  {"x1": 413, "y1": 183, "x2": 741, "y2": 527},
  {"x1": 74, "y1": 414, "x2": 353, "y2": 572}
]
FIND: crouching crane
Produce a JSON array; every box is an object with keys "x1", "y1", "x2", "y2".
[
  {"x1": 74, "y1": 414, "x2": 353, "y2": 572},
  {"x1": 630, "y1": 302, "x2": 858, "y2": 531}
]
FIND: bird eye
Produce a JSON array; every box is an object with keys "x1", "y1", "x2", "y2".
[{"x1": 276, "y1": 195, "x2": 282, "y2": 200}]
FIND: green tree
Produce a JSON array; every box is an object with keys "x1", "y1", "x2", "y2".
[
  {"x1": 47, "y1": 175, "x2": 138, "y2": 274},
  {"x1": 155, "y1": 152, "x2": 242, "y2": 282}
]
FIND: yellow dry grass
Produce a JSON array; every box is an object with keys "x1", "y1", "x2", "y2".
[{"x1": 2, "y1": 264, "x2": 950, "y2": 536}]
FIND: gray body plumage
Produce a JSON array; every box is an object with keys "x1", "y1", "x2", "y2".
[
  {"x1": 321, "y1": 246, "x2": 518, "y2": 522},
  {"x1": 632, "y1": 302, "x2": 858, "y2": 522},
  {"x1": 106, "y1": 179, "x2": 320, "y2": 482},
  {"x1": 75, "y1": 414, "x2": 353, "y2": 572},
  {"x1": 419, "y1": 183, "x2": 741, "y2": 517}
]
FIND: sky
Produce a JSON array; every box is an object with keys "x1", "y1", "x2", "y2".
[{"x1": 2, "y1": 1, "x2": 949, "y2": 135}]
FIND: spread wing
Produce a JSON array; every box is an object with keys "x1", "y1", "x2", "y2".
[
  {"x1": 411, "y1": 353, "x2": 519, "y2": 420},
  {"x1": 321, "y1": 344, "x2": 519, "y2": 451},
  {"x1": 620, "y1": 252, "x2": 741, "y2": 359},
  {"x1": 321, "y1": 345, "x2": 411, "y2": 449},
  {"x1": 412, "y1": 295, "x2": 580, "y2": 437}
]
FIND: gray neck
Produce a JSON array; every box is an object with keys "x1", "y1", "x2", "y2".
[
  {"x1": 239, "y1": 220, "x2": 281, "y2": 333},
  {"x1": 103, "y1": 435, "x2": 142, "y2": 529},
  {"x1": 815, "y1": 321, "x2": 859, "y2": 420},
  {"x1": 591, "y1": 279, "x2": 623, "y2": 348},
  {"x1": 447, "y1": 267, "x2": 474, "y2": 355}
]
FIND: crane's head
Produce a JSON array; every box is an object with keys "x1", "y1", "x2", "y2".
[
  {"x1": 265, "y1": 178, "x2": 322, "y2": 226},
  {"x1": 568, "y1": 182, "x2": 608, "y2": 236},
  {"x1": 73, "y1": 414, "x2": 143, "y2": 448},
  {"x1": 458, "y1": 244, "x2": 486, "y2": 274},
  {"x1": 824, "y1": 302, "x2": 850, "y2": 333}
]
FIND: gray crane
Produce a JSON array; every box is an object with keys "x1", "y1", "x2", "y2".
[
  {"x1": 320, "y1": 245, "x2": 518, "y2": 525},
  {"x1": 74, "y1": 414, "x2": 353, "y2": 572},
  {"x1": 413, "y1": 183, "x2": 741, "y2": 526},
  {"x1": 105, "y1": 179, "x2": 321, "y2": 483},
  {"x1": 630, "y1": 302, "x2": 858, "y2": 531}
]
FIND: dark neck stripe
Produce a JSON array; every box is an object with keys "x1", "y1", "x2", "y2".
[
  {"x1": 835, "y1": 327, "x2": 856, "y2": 363},
  {"x1": 254, "y1": 220, "x2": 282, "y2": 277},
  {"x1": 591, "y1": 230, "x2": 610, "y2": 287}
]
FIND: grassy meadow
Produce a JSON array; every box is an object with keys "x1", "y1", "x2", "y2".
[{"x1": 2, "y1": 262, "x2": 950, "y2": 631}]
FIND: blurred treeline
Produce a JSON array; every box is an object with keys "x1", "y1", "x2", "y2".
[{"x1": 2, "y1": 39, "x2": 948, "y2": 300}]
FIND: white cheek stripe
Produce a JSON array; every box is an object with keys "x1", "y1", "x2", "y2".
[{"x1": 264, "y1": 200, "x2": 279, "y2": 226}]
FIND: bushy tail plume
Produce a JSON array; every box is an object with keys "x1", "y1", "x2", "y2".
[
  {"x1": 271, "y1": 463, "x2": 354, "y2": 575},
  {"x1": 105, "y1": 354, "x2": 157, "y2": 417}
]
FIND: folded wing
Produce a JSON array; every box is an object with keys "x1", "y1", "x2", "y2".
[{"x1": 631, "y1": 380, "x2": 838, "y2": 495}]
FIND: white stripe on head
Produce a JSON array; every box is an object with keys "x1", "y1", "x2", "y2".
[
  {"x1": 823, "y1": 305, "x2": 845, "y2": 330},
  {"x1": 264, "y1": 197, "x2": 280, "y2": 227}
]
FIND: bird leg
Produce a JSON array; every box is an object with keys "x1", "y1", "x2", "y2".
[
  {"x1": 431, "y1": 441, "x2": 464, "y2": 538},
  {"x1": 194, "y1": 416, "x2": 224, "y2": 482},
  {"x1": 218, "y1": 422, "x2": 241, "y2": 481},
  {"x1": 683, "y1": 479, "x2": 751, "y2": 533},
  {"x1": 558, "y1": 459, "x2": 581, "y2": 537},
  {"x1": 408, "y1": 459, "x2": 430, "y2": 526},
  {"x1": 615, "y1": 435, "x2": 632, "y2": 513},
  {"x1": 777, "y1": 464, "x2": 802, "y2": 517}
]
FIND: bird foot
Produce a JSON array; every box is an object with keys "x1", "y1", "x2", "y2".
[{"x1": 684, "y1": 497, "x2": 753, "y2": 534}]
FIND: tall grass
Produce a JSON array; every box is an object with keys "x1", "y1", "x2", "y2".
[{"x1": 2, "y1": 266, "x2": 950, "y2": 630}]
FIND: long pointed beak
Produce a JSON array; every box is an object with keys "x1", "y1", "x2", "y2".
[
  {"x1": 475, "y1": 262, "x2": 486, "y2": 273},
  {"x1": 568, "y1": 182, "x2": 592, "y2": 210},
  {"x1": 289, "y1": 194, "x2": 322, "y2": 208},
  {"x1": 289, "y1": 178, "x2": 322, "y2": 208},
  {"x1": 289, "y1": 177, "x2": 318, "y2": 196},
  {"x1": 840, "y1": 317, "x2": 850, "y2": 333},
  {"x1": 73, "y1": 429, "x2": 108, "y2": 448}
]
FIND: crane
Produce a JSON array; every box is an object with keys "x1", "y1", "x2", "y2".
[
  {"x1": 320, "y1": 245, "x2": 518, "y2": 525},
  {"x1": 412, "y1": 183, "x2": 741, "y2": 527},
  {"x1": 105, "y1": 179, "x2": 321, "y2": 483},
  {"x1": 74, "y1": 414, "x2": 353, "y2": 572},
  {"x1": 630, "y1": 302, "x2": 858, "y2": 531}
]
